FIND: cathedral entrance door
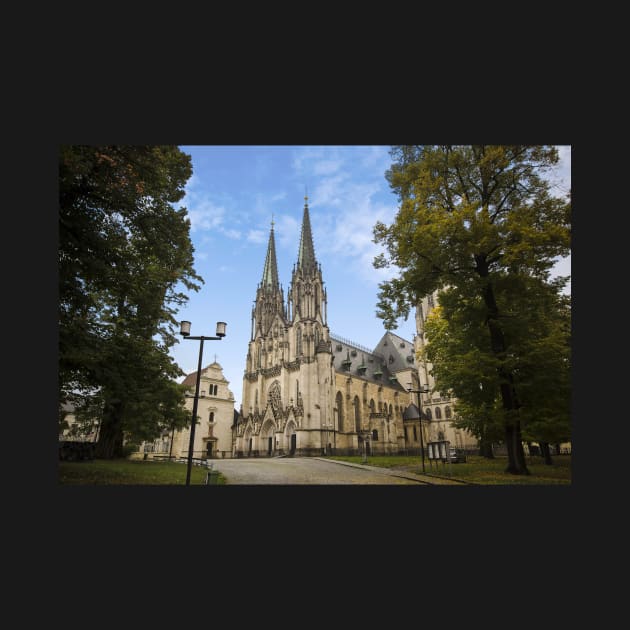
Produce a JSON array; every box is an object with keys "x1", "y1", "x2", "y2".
[
  {"x1": 290, "y1": 433, "x2": 296, "y2": 455},
  {"x1": 267, "y1": 437, "x2": 272, "y2": 456}
]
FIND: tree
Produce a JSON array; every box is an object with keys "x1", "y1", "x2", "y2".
[
  {"x1": 373, "y1": 146, "x2": 570, "y2": 475},
  {"x1": 423, "y1": 276, "x2": 571, "y2": 463},
  {"x1": 59, "y1": 146, "x2": 202, "y2": 458},
  {"x1": 421, "y1": 301, "x2": 504, "y2": 458}
]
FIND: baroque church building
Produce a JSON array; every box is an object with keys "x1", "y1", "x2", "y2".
[{"x1": 233, "y1": 197, "x2": 418, "y2": 458}]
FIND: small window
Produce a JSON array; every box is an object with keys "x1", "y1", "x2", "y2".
[
  {"x1": 435, "y1": 407, "x2": 442, "y2": 419},
  {"x1": 413, "y1": 426, "x2": 417, "y2": 440},
  {"x1": 372, "y1": 429, "x2": 378, "y2": 441},
  {"x1": 445, "y1": 406, "x2": 452, "y2": 419},
  {"x1": 209, "y1": 411, "x2": 215, "y2": 423}
]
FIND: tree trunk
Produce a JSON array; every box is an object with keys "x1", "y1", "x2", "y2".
[
  {"x1": 477, "y1": 259, "x2": 529, "y2": 475},
  {"x1": 540, "y1": 441, "x2": 553, "y2": 465},
  {"x1": 94, "y1": 398, "x2": 124, "y2": 459},
  {"x1": 503, "y1": 420, "x2": 529, "y2": 475},
  {"x1": 479, "y1": 436, "x2": 494, "y2": 458}
]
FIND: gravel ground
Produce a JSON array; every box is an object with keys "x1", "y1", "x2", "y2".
[{"x1": 207, "y1": 457, "x2": 461, "y2": 485}]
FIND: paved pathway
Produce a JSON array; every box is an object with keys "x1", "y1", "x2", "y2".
[{"x1": 207, "y1": 457, "x2": 464, "y2": 485}]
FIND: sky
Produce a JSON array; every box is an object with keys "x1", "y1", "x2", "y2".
[{"x1": 169, "y1": 145, "x2": 571, "y2": 409}]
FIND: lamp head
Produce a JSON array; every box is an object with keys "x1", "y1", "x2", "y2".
[
  {"x1": 216, "y1": 321, "x2": 227, "y2": 338},
  {"x1": 180, "y1": 321, "x2": 191, "y2": 337}
]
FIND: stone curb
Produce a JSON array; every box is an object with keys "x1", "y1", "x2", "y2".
[{"x1": 313, "y1": 457, "x2": 472, "y2": 485}]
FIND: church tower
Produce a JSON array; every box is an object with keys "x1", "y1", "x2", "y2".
[{"x1": 236, "y1": 197, "x2": 334, "y2": 457}]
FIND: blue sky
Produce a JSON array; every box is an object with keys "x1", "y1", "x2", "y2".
[{"x1": 170, "y1": 145, "x2": 571, "y2": 409}]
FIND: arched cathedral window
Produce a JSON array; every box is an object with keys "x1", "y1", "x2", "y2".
[
  {"x1": 269, "y1": 381, "x2": 282, "y2": 413},
  {"x1": 336, "y1": 392, "x2": 344, "y2": 432}
]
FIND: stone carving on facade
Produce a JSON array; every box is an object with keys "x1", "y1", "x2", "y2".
[{"x1": 285, "y1": 358, "x2": 301, "y2": 372}]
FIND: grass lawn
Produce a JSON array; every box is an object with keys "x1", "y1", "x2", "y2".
[
  {"x1": 323, "y1": 454, "x2": 572, "y2": 485},
  {"x1": 59, "y1": 459, "x2": 227, "y2": 485},
  {"x1": 59, "y1": 455, "x2": 571, "y2": 486}
]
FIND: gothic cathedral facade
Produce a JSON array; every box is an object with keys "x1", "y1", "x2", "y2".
[
  {"x1": 235, "y1": 197, "x2": 335, "y2": 457},
  {"x1": 233, "y1": 197, "x2": 416, "y2": 458}
]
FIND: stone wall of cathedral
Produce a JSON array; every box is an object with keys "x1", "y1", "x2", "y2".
[{"x1": 331, "y1": 373, "x2": 412, "y2": 456}]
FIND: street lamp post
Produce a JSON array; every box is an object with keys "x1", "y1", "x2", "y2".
[
  {"x1": 406, "y1": 384, "x2": 430, "y2": 473},
  {"x1": 180, "y1": 320, "x2": 226, "y2": 486}
]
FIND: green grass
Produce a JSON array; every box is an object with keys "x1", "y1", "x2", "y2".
[
  {"x1": 59, "y1": 455, "x2": 571, "y2": 486},
  {"x1": 322, "y1": 454, "x2": 572, "y2": 485},
  {"x1": 59, "y1": 459, "x2": 227, "y2": 485}
]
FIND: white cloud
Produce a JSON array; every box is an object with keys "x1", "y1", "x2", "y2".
[
  {"x1": 313, "y1": 159, "x2": 344, "y2": 176},
  {"x1": 247, "y1": 229, "x2": 266, "y2": 244},
  {"x1": 359, "y1": 145, "x2": 392, "y2": 174},
  {"x1": 310, "y1": 174, "x2": 350, "y2": 208},
  {"x1": 292, "y1": 146, "x2": 346, "y2": 178},
  {"x1": 275, "y1": 214, "x2": 300, "y2": 250},
  {"x1": 187, "y1": 200, "x2": 225, "y2": 232},
  {"x1": 222, "y1": 229, "x2": 242, "y2": 240}
]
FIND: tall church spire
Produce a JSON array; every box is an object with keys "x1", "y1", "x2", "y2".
[
  {"x1": 261, "y1": 219, "x2": 280, "y2": 289},
  {"x1": 297, "y1": 194, "x2": 316, "y2": 271}
]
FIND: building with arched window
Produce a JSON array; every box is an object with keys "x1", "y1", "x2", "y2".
[
  {"x1": 232, "y1": 196, "x2": 413, "y2": 457},
  {"x1": 135, "y1": 361, "x2": 236, "y2": 461},
  {"x1": 415, "y1": 292, "x2": 477, "y2": 453}
]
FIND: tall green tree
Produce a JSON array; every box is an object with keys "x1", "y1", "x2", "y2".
[
  {"x1": 59, "y1": 146, "x2": 202, "y2": 458},
  {"x1": 423, "y1": 276, "x2": 571, "y2": 463},
  {"x1": 420, "y1": 300, "x2": 504, "y2": 459},
  {"x1": 373, "y1": 146, "x2": 570, "y2": 474}
]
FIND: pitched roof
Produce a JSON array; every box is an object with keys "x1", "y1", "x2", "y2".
[
  {"x1": 330, "y1": 333, "x2": 407, "y2": 391},
  {"x1": 372, "y1": 331, "x2": 417, "y2": 373},
  {"x1": 181, "y1": 363, "x2": 225, "y2": 387}
]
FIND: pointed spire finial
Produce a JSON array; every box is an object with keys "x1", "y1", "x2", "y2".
[
  {"x1": 304, "y1": 185, "x2": 308, "y2": 204},
  {"x1": 271, "y1": 213, "x2": 275, "y2": 229},
  {"x1": 261, "y1": 220, "x2": 280, "y2": 289},
  {"x1": 297, "y1": 191, "x2": 316, "y2": 271}
]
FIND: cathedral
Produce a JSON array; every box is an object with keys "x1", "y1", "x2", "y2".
[
  {"x1": 133, "y1": 195, "x2": 477, "y2": 462},
  {"x1": 233, "y1": 196, "x2": 420, "y2": 457}
]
